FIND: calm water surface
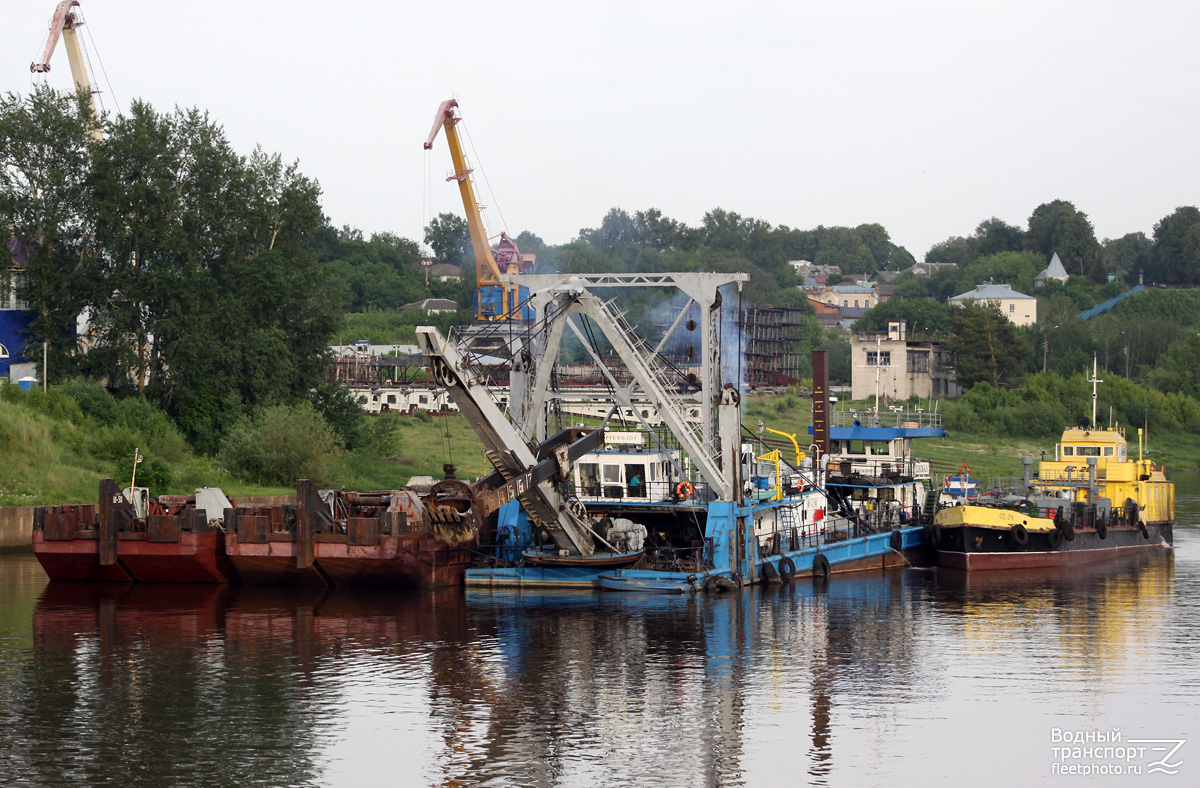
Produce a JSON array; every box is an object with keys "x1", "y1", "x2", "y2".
[{"x1": 2, "y1": 475, "x2": 1198, "y2": 787}]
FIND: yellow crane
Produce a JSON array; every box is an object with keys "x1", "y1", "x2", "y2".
[
  {"x1": 31, "y1": 1, "x2": 103, "y2": 140},
  {"x1": 423, "y1": 99, "x2": 531, "y2": 322}
]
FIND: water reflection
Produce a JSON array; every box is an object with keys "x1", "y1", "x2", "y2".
[{"x1": 0, "y1": 529, "x2": 1187, "y2": 787}]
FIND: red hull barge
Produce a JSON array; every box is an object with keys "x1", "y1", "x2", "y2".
[
  {"x1": 314, "y1": 537, "x2": 473, "y2": 587},
  {"x1": 223, "y1": 501, "x2": 327, "y2": 586},
  {"x1": 116, "y1": 532, "x2": 235, "y2": 583},
  {"x1": 35, "y1": 479, "x2": 480, "y2": 588},
  {"x1": 32, "y1": 503, "x2": 132, "y2": 582},
  {"x1": 223, "y1": 480, "x2": 478, "y2": 588},
  {"x1": 33, "y1": 479, "x2": 237, "y2": 584}
]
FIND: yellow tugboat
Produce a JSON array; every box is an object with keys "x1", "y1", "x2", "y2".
[{"x1": 931, "y1": 358, "x2": 1174, "y2": 570}]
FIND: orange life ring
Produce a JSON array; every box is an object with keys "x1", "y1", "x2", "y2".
[
  {"x1": 676, "y1": 481, "x2": 694, "y2": 500},
  {"x1": 959, "y1": 464, "x2": 971, "y2": 477}
]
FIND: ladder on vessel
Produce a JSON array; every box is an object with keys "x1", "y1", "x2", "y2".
[{"x1": 921, "y1": 488, "x2": 938, "y2": 522}]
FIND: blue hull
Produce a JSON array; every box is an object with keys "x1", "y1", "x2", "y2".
[
  {"x1": 598, "y1": 572, "x2": 696, "y2": 594},
  {"x1": 469, "y1": 524, "x2": 926, "y2": 591}
]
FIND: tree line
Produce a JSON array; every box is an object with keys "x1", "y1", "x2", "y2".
[
  {"x1": 1, "y1": 87, "x2": 341, "y2": 452},
  {"x1": 6, "y1": 86, "x2": 1200, "y2": 462}
]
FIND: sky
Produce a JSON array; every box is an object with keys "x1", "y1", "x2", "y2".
[{"x1": 3, "y1": 0, "x2": 1198, "y2": 260}]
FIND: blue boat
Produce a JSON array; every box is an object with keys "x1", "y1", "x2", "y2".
[{"x1": 417, "y1": 273, "x2": 941, "y2": 593}]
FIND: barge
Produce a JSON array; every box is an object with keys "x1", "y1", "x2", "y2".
[
  {"x1": 33, "y1": 477, "x2": 478, "y2": 588},
  {"x1": 930, "y1": 358, "x2": 1173, "y2": 570}
]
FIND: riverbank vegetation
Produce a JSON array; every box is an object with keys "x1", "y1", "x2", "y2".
[{"x1": 4, "y1": 87, "x2": 1200, "y2": 502}]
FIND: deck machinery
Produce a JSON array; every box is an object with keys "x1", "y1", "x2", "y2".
[{"x1": 419, "y1": 272, "x2": 928, "y2": 589}]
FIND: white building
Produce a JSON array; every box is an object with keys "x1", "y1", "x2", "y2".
[
  {"x1": 851, "y1": 322, "x2": 958, "y2": 401},
  {"x1": 1034, "y1": 252, "x2": 1069, "y2": 287},
  {"x1": 817, "y1": 284, "x2": 878, "y2": 310},
  {"x1": 948, "y1": 283, "x2": 1038, "y2": 326}
]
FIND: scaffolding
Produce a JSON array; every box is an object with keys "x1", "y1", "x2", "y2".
[{"x1": 740, "y1": 306, "x2": 809, "y2": 386}]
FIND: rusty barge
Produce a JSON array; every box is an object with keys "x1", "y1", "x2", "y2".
[{"x1": 32, "y1": 477, "x2": 479, "y2": 587}]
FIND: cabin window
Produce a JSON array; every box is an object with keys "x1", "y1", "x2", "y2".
[
  {"x1": 848, "y1": 440, "x2": 866, "y2": 455},
  {"x1": 625, "y1": 464, "x2": 646, "y2": 497},
  {"x1": 603, "y1": 464, "x2": 621, "y2": 483},
  {"x1": 580, "y1": 463, "x2": 600, "y2": 495},
  {"x1": 1062, "y1": 446, "x2": 1074, "y2": 456},
  {"x1": 828, "y1": 440, "x2": 842, "y2": 453},
  {"x1": 870, "y1": 441, "x2": 890, "y2": 456},
  {"x1": 1103, "y1": 446, "x2": 1114, "y2": 457},
  {"x1": 1079, "y1": 446, "x2": 1101, "y2": 457}
]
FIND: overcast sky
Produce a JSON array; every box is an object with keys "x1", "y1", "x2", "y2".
[{"x1": 5, "y1": 1, "x2": 1198, "y2": 260}]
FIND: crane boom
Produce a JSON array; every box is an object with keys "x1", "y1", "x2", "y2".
[
  {"x1": 424, "y1": 99, "x2": 527, "y2": 321},
  {"x1": 31, "y1": 1, "x2": 101, "y2": 138}
]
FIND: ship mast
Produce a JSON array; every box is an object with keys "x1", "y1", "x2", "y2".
[{"x1": 1088, "y1": 354, "x2": 1101, "y2": 429}]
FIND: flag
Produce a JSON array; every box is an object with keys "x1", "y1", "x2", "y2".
[{"x1": 881, "y1": 392, "x2": 888, "y2": 408}]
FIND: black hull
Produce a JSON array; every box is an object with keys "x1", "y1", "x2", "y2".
[{"x1": 931, "y1": 521, "x2": 1172, "y2": 570}]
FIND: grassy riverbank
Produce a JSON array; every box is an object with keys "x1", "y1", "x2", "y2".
[{"x1": 2, "y1": 386, "x2": 1194, "y2": 507}]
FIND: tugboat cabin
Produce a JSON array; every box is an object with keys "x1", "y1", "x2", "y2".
[
  {"x1": 1039, "y1": 427, "x2": 1174, "y2": 524},
  {"x1": 573, "y1": 447, "x2": 684, "y2": 504}
]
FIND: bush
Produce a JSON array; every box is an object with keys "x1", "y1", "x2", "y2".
[
  {"x1": 217, "y1": 402, "x2": 344, "y2": 486},
  {"x1": 357, "y1": 412, "x2": 404, "y2": 457},
  {"x1": 59, "y1": 379, "x2": 120, "y2": 425},
  {"x1": 113, "y1": 452, "x2": 174, "y2": 497}
]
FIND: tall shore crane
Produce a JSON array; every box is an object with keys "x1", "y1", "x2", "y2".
[
  {"x1": 31, "y1": 1, "x2": 103, "y2": 140},
  {"x1": 424, "y1": 99, "x2": 533, "y2": 322}
]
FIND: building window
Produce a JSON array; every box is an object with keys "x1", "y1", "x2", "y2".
[
  {"x1": 854, "y1": 300, "x2": 860, "y2": 308},
  {"x1": 1009, "y1": 303, "x2": 1015, "y2": 313},
  {"x1": 907, "y1": 351, "x2": 929, "y2": 373},
  {"x1": 867, "y1": 351, "x2": 892, "y2": 366}
]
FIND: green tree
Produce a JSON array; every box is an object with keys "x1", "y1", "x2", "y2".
[
  {"x1": 1025, "y1": 200, "x2": 1103, "y2": 282},
  {"x1": 579, "y1": 207, "x2": 638, "y2": 250},
  {"x1": 424, "y1": 212, "x2": 471, "y2": 268},
  {"x1": 1102, "y1": 231, "x2": 1152, "y2": 284},
  {"x1": 217, "y1": 402, "x2": 344, "y2": 486},
  {"x1": 959, "y1": 250, "x2": 1045, "y2": 294},
  {"x1": 1146, "y1": 206, "x2": 1200, "y2": 284},
  {"x1": 925, "y1": 236, "x2": 971, "y2": 266},
  {"x1": 973, "y1": 217, "x2": 1024, "y2": 257},
  {"x1": 0, "y1": 86, "x2": 100, "y2": 378},
  {"x1": 514, "y1": 230, "x2": 545, "y2": 253},
  {"x1": 815, "y1": 226, "x2": 875, "y2": 275},
  {"x1": 947, "y1": 300, "x2": 1030, "y2": 389},
  {"x1": 853, "y1": 299, "x2": 951, "y2": 336}
]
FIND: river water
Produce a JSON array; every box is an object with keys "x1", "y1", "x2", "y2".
[{"x1": 1, "y1": 475, "x2": 1197, "y2": 787}]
